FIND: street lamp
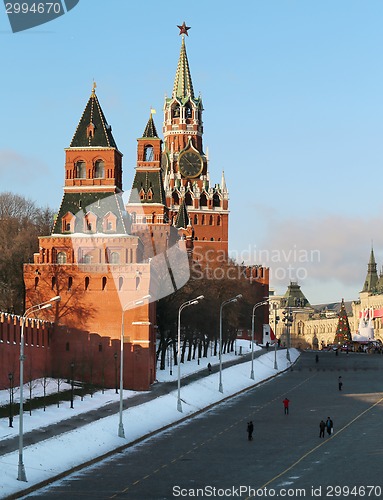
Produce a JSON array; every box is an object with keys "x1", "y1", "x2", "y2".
[
  {"x1": 219, "y1": 294, "x2": 242, "y2": 393},
  {"x1": 119, "y1": 294, "x2": 151, "y2": 438},
  {"x1": 282, "y1": 307, "x2": 293, "y2": 362},
  {"x1": 273, "y1": 305, "x2": 280, "y2": 370},
  {"x1": 8, "y1": 372, "x2": 14, "y2": 428},
  {"x1": 177, "y1": 295, "x2": 204, "y2": 412},
  {"x1": 18, "y1": 295, "x2": 61, "y2": 482},
  {"x1": 250, "y1": 299, "x2": 269, "y2": 380}
]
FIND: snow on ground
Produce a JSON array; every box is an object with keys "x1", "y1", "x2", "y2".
[{"x1": 0, "y1": 342, "x2": 299, "y2": 498}]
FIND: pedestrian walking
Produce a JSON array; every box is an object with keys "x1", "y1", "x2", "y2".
[
  {"x1": 207, "y1": 362, "x2": 212, "y2": 375},
  {"x1": 338, "y1": 376, "x2": 343, "y2": 391},
  {"x1": 326, "y1": 417, "x2": 333, "y2": 436},
  {"x1": 247, "y1": 421, "x2": 254, "y2": 441},
  {"x1": 315, "y1": 354, "x2": 319, "y2": 363},
  {"x1": 283, "y1": 398, "x2": 290, "y2": 415},
  {"x1": 319, "y1": 420, "x2": 326, "y2": 438}
]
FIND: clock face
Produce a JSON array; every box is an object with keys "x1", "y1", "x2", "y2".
[{"x1": 178, "y1": 150, "x2": 203, "y2": 178}]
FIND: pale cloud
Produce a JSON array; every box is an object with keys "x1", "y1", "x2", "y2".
[
  {"x1": 232, "y1": 206, "x2": 383, "y2": 304},
  {"x1": 0, "y1": 149, "x2": 48, "y2": 177}
]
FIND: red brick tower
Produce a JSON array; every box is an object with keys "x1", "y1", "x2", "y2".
[
  {"x1": 126, "y1": 113, "x2": 179, "y2": 260},
  {"x1": 162, "y1": 23, "x2": 229, "y2": 267},
  {"x1": 24, "y1": 85, "x2": 156, "y2": 390}
]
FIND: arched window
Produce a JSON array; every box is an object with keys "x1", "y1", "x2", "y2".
[
  {"x1": 200, "y1": 193, "x2": 208, "y2": 207},
  {"x1": 51, "y1": 276, "x2": 56, "y2": 290},
  {"x1": 34, "y1": 277, "x2": 39, "y2": 289},
  {"x1": 82, "y1": 254, "x2": 92, "y2": 264},
  {"x1": 185, "y1": 191, "x2": 193, "y2": 206},
  {"x1": 68, "y1": 277, "x2": 73, "y2": 291},
  {"x1": 172, "y1": 104, "x2": 180, "y2": 118},
  {"x1": 209, "y1": 215, "x2": 213, "y2": 225},
  {"x1": 144, "y1": 145, "x2": 154, "y2": 161},
  {"x1": 75, "y1": 161, "x2": 86, "y2": 179},
  {"x1": 213, "y1": 193, "x2": 221, "y2": 207},
  {"x1": 217, "y1": 216, "x2": 221, "y2": 226},
  {"x1": 194, "y1": 214, "x2": 198, "y2": 224},
  {"x1": 57, "y1": 251, "x2": 67, "y2": 264},
  {"x1": 172, "y1": 192, "x2": 179, "y2": 205},
  {"x1": 110, "y1": 252, "x2": 120, "y2": 264},
  {"x1": 119, "y1": 277, "x2": 123, "y2": 291},
  {"x1": 185, "y1": 105, "x2": 192, "y2": 118},
  {"x1": 94, "y1": 160, "x2": 105, "y2": 178},
  {"x1": 136, "y1": 276, "x2": 140, "y2": 290},
  {"x1": 85, "y1": 276, "x2": 90, "y2": 291},
  {"x1": 102, "y1": 277, "x2": 107, "y2": 290}
]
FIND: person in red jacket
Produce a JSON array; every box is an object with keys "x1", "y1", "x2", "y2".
[{"x1": 283, "y1": 398, "x2": 290, "y2": 415}]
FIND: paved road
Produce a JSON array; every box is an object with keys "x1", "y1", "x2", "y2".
[{"x1": 24, "y1": 352, "x2": 383, "y2": 499}]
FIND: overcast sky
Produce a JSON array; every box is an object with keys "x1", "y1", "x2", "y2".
[{"x1": 1, "y1": 0, "x2": 382, "y2": 304}]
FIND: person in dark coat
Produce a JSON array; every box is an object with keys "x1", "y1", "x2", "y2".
[
  {"x1": 326, "y1": 417, "x2": 333, "y2": 436},
  {"x1": 247, "y1": 421, "x2": 254, "y2": 441},
  {"x1": 319, "y1": 420, "x2": 326, "y2": 438},
  {"x1": 338, "y1": 376, "x2": 343, "y2": 391},
  {"x1": 283, "y1": 398, "x2": 290, "y2": 415},
  {"x1": 207, "y1": 362, "x2": 212, "y2": 375}
]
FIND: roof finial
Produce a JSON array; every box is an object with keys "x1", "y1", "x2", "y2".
[
  {"x1": 91, "y1": 80, "x2": 97, "y2": 96},
  {"x1": 177, "y1": 21, "x2": 191, "y2": 37}
]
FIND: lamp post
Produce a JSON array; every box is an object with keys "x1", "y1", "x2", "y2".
[
  {"x1": 70, "y1": 361, "x2": 75, "y2": 409},
  {"x1": 282, "y1": 307, "x2": 293, "y2": 362},
  {"x1": 8, "y1": 372, "x2": 14, "y2": 428},
  {"x1": 119, "y1": 294, "x2": 151, "y2": 438},
  {"x1": 114, "y1": 352, "x2": 118, "y2": 394},
  {"x1": 273, "y1": 305, "x2": 280, "y2": 370},
  {"x1": 250, "y1": 299, "x2": 269, "y2": 379},
  {"x1": 219, "y1": 294, "x2": 242, "y2": 393},
  {"x1": 177, "y1": 295, "x2": 204, "y2": 412},
  {"x1": 18, "y1": 295, "x2": 61, "y2": 483}
]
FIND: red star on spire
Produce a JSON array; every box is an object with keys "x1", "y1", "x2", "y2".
[{"x1": 177, "y1": 22, "x2": 191, "y2": 36}]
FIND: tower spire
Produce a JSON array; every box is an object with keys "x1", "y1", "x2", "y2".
[
  {"x1": 362, "y1": 247, "x2": 379, "y2": 292},
  {"x1": 173, "y1": 23, "x2": 194, "y2": 99}
]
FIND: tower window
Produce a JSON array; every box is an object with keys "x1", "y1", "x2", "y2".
[
  {"x1": 119, "y1": 277, "x2": 123, "y2": 291},
  {"x1": 213, "y1": 193, "x2": 221, "y2": 207},
  {"x1": 68, "y1": 277, "x2": 73, "y2": 291},
  {"x1": 185, "y1": 105, "x2": 192, "y2": 118},
  {"x1": 75, "y1": 161, "x2": 86, "y2": 179},
  {"x1": 102, "y1": 277, "x2": 107, "y2": 290},
  {"x1": 172, "y1": 105, "x2": 180, "y2": 118},
  {"x1": 94, "y1": 160, "x2": 105, "y2": 178},
  {"x1": 172, "y1": 192, "x2": 179, "y2": 205},
  {"x1": 185, "y1": 192, "x2": 193, "y2": 206},
  {"x1": 85, "y1": 276, "x2": 90, "y2": 290},
  {"x1": 110, "y1": 252, "x2": 120, "y2": 264},
  {"x1": 144, "y1": 145, "x2": 154, "y2": 161},
  {"x1": 57, "y1": 252, "x2": 67, "y2": 264},
  {"x1": 200, "y1": 193, "x2": 208, "y2": 207}
]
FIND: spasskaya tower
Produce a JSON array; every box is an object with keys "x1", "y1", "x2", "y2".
[{"x1": 161, "y1": 23, "x2": 229, "y2": 267}]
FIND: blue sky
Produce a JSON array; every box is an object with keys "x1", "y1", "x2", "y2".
[{"x1": 1, "y1": 0, "x2": 383, "y2": 304}]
